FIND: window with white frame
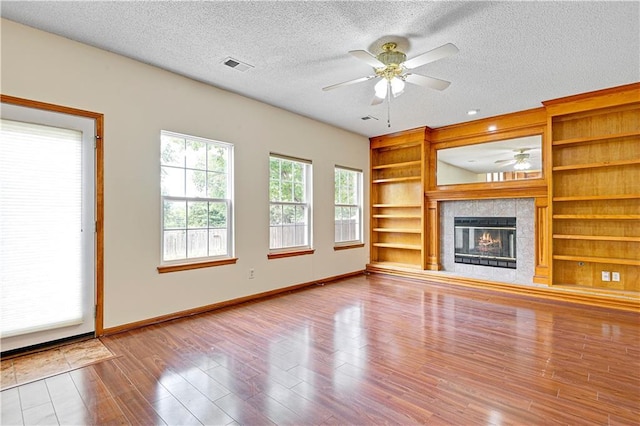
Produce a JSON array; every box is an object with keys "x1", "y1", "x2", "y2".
[
  {"x1": 269, "y1": 154, "x2": 312, "y2": 251},
  {"x1": 161, "y1": 131, "x2": 233, "y2": 263},
  {"x1": 334, "y1": 166, "x2": 363, "y2": 244}
]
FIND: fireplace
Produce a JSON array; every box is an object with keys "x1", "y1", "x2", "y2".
[{"x1": 454, "y1": 217, "x2": 516, "y2": 269}]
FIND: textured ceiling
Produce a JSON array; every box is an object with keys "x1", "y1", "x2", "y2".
[{"x1": 1, "y1": 1, "x2": 639, "y2": 138}]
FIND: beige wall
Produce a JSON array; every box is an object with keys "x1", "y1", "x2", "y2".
[{"x1": 1, "y1": 19, "x2": 369, "y2": 329}]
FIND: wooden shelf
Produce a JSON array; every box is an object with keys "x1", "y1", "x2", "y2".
[
  {"x1": 372, "y1": 160, "x2": 421, "y2": 170},
  {"x1": 373, "y1": 228, "x2": 421, "y2": 234},
  {"x1": 370, "y1": 131, "x2": 424, "y2": 268},
  {"x1": 373, "y1": 243, "x2": 422, "y2": 251},
  {"x1": 372, "y1": 176, "x2": 421, "y2": 184},
  {"x1": 553, "y1": 159, "x2": 640, "y2": 171},
  {"x1": 553, "y1": 234, "x2": 640, "y2": 242},
  {"x1": 367, "y1": 261, "x2": 422, "y2": 270},
  {"x1": 372, "y1": 214, "x2": 421, "y2": 219},
  {"x1": 553, "y1": 194, "x2": 640, "y2": 202},
  {"x1": 553, "y1": 214, "x2": 640, "y2": 220},
  {"x1": 552, "y1": 130, "x2": 640, "y2": 147},
  {"x1": 553, "y1": 255, "x2": 640, "y2": 266},
  {"x1": 372, "y1": 204, "x2": 421, "y2": 208}
]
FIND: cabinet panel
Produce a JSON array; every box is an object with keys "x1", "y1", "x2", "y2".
[{"x1": 553, "y1": 260, "x2": 639, "y2": 291}]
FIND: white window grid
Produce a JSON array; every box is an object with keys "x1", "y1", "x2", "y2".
[
  {"x1": 161, "y1": 131, "x2": 233, "y2": 263},
  {"x1": 269, "y1": 154, "x2": 312, "y2": 251},
  {"x1": 334, "y1": 166, "x2": 363, "y2": 244}
]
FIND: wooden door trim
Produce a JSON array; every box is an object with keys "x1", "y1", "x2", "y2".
[{"x1": 1, "y1": 94, "x2": 105, "y2": 336}]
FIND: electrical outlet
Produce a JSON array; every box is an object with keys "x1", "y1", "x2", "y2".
[
  {"x1": 612, "y1": 272, "x2": 620, "y2": 282},
  {"x1": 601, "y1": 271, "x2": 610, "y2": 282},
  {"x1": 249, "y1": 268, "x2": 255, "y2": 279}
]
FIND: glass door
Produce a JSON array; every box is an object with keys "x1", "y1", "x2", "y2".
[{"x1": 0, "y1": 103, "x2": 96, "y2": 352}]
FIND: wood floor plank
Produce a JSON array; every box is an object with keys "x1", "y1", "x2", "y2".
[{"x1": 2, "y1": 274, "x2": 639, "y2": 424}]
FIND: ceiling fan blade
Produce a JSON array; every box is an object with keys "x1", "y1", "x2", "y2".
[
  {"x1": 404, "y1": 73, "x2": 451, "y2": 91},
  {"x1": 403, "y1": 43, "x2": 459, "y2": 70},
  {"x1": 349, "y1": 50, "x2": 385, "y2": 68},
  {"x1": 322, "y1": 75, "x2": 377, "y2": 91}
]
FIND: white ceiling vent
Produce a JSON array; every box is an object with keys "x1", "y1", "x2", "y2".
[
  {"x1": 222, "y1": 57, "x2": 254, "y2": 72},
  {"x1": 361, "y1": 115, "x2": 379, "y2": 121}
]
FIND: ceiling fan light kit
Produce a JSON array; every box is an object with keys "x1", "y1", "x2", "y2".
[{"x1": 323, "y1": 40, "x2": 458, "y2": 127}]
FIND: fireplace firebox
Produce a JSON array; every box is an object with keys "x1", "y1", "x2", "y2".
[{"x1": 454, "y1": 217, "x2": 516, "y2": 269}]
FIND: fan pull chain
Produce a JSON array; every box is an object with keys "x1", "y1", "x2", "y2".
[{"x1": 386, "y1": 80, "x2": 392, "y2": 128}]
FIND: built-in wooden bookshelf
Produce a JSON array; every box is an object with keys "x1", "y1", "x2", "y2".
[
  {"x1": 370, "y1": 128, "x2": 425, "y2": 269},
  {"x1": 545, "y1": 85, "x2": 640, "y2": 292}
]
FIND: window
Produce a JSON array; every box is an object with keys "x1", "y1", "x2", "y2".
[
  {"x1": 269, "y1": 154, "x2": 312, "y2": 252},
  {"x1": 334, "y1": 166, "x2": 363, "y2": 245},
  {"x1": 160, "y1": 131, "x2": 233, "y2": 264}
]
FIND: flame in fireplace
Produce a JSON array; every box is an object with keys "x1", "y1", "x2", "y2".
[{"x1": 478, "y1": 232, "x2": 501, "y2": 251}]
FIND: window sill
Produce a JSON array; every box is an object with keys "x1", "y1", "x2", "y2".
[
  {"x1": 267, "y1": 249, "x2": 315, "y2": 260},
  {"x1": 157, "y1": 258, "x2": 238, "y2": 274},
  {"x1": 334, "y1": 243, "x2": 365, "y2": 251}
]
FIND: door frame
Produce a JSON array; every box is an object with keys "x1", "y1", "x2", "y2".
[{"x1": 1, "y1": 94, "x2": 105, "y2": 336}]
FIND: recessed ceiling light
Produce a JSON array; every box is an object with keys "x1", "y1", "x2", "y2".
[
  {"x1": 467, "y1": 109, "x2": 479, "y2": 116},
  {"x1": 488, "y1": 125, "x2": 497, "y2": 131}
]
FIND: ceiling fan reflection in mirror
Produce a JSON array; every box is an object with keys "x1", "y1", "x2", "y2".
[
  {"x1": 322, "y1": 41, "x2": 459, "y2": 127},
  {"x1": 495, "y1": 148, "x2": 535, "y2": 170}
]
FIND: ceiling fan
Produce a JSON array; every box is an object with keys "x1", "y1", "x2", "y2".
[
  {"x1": 322, "y1": 41, "x2": 458, "y2": 126},
  {"x1": 495, "y1": 149, "x2": 535, "y2": 170}
]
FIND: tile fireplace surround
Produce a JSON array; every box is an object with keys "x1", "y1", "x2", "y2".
[{"x1": 441, "y1": 198, "x2": 535, "y2": 285}]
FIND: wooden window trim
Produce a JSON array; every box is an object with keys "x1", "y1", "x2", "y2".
[
  {"x1": 157, "y1": 257, "x2": 238, "y2": 274},
  {"x1": 334, "y1": 243, "x2": 365, "y2": 251},
  {"x1": 267, "y1": 249, "x2": 315, "y2": 260}
]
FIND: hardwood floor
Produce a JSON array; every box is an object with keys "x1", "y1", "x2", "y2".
[{"x1": 1, "y1": 273, "x2": 639, "y2": 425}]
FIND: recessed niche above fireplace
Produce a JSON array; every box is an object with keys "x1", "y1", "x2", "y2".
[{"x1": 454, "y1": 217, "x2": 516, "y2": 269}]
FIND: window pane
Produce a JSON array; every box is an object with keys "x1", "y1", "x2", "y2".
[
  {"x1": 186, "y1": 139, "x2": 206, "y2": 170},
  {"x1": 207, "y1": 145, "x2": 227, "y2": 173},
  {"x1": 281, "y1": 181, "x2": 293, "y2": 202},
  {"x1": 187, "y1": 201, "x2": 208, "y2": 228},
  {"x1": 293, "y1": 183, "x2": 304, "y2": 203},
  {"x1": 187, "y1": 230, "x2": 208, "y2": 258},
  {"x1": 185, "y1": 169, "x2": 206, "y2": 198},
  {"x1": 270, "y1": 204, "x2": 282, "y2": 225},
  {"x1": 207, "y1": 172, "x2": 227, "y2": 199},
  {"x1": 293, "y1": 162, "x2": 303, "y2": 183},
  {"x1": 269, "y1": 180, "x2": 280, "y2": 202},
  {"x1": 161, "y1": 166, "x2": 185, "y2": 197},
  {"x1": 164, "y1": 230, "x2": 186, "y2": 260},
  {"x1": 270, "y1": 226, "x2": 282, "y2": 249},
  {"x1": 283, "y1": 205, "x2": 296, "y2": 224},
  {"x1": 280, "y1": 160, "x2": 292, "y2": 181},
  {"x1": 161, "y1": 135, "x2": 185, "y2": 167},
  {"x1": 208, "y1": 202, "x2": 227, "y2": 228},
  {"x1": 269, "y1": 158, "x2": 280, "y2": 180},
  {"x1": 163, "y1": 200, "x2": 186, "y2": 229},
  {"x1": 209, "y1": 229, "x2": 227, "y2": 256}
]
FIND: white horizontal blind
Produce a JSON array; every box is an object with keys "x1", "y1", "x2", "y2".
[{"x1": 0, "y1": 119, "x2": 84, "y2": 338}]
